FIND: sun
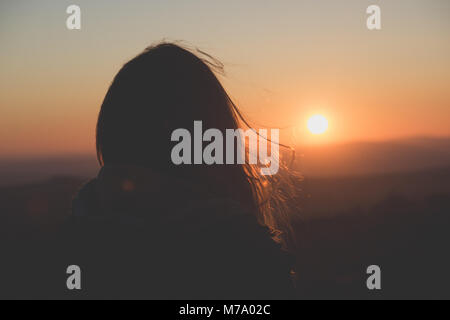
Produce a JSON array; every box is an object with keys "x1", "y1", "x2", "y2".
[{"x1": 307, "y1": 115, "x2": 328, "y2": 134}]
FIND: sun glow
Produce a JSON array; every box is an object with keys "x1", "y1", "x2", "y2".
[{"x1": 307, "y1": 115, "x2": 328, "y2": 134}]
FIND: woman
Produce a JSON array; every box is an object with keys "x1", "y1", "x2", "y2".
[{"x1": 69, "y1": 42, "x2": 301, "y2": 299}]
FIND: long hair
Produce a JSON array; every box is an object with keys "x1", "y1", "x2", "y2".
[{"x1": 96, "y1": 42, "x2": 302, "y2": 251}]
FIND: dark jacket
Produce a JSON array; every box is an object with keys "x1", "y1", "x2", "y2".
[{"x1": 64, "y1": 165, "x2": 294, "y2": 299}]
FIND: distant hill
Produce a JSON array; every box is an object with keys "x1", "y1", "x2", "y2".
[
  {"x1": 301, "y1": 165, "x2": 450, "y2": 218},
  {"x1": 0, "y1": 154, "x2": 98, "y2": 187},
  {"x1": 0, "y1": 137, "x2": 449, "y2": 186},
  {"x1": 296, "y1": 137, "x2": 450, "y2": 177}
]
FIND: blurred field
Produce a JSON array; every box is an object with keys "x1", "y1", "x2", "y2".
[{"x1": 1, "y1": 138, "x2": 449, "y2": 299}]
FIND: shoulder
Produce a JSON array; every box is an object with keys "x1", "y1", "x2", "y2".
[{"x1": 195, "y1": 200, "x2": 296, "y2": 299}]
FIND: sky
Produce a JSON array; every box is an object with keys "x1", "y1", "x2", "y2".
[{"x1": 1, "y1": 0, "x2": 449, "y2": 156}]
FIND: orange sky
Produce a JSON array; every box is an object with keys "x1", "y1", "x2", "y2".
[{"x1": 1, "y1": 0, "x2": 449, "y2": 157}]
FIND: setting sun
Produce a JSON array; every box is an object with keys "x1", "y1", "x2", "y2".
[{"x1": 307, "y1": 115, "x2": 328, "y2": 135}]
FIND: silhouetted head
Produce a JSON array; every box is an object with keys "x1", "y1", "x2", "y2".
[
  {"x1": 97, "y1": 43, "x2": 258, "y2": 209},
  {"x1": 96, "y1": 42, "x2": 300, "y2": 250}
]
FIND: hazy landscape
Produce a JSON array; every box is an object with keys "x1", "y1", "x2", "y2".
[{"x1": 1, "y1": 137, "x2": 449, "y2": 298}]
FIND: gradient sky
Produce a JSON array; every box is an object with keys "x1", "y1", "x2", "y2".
[{"x1": 1, "y1": 0, "x2": 449, "y2": 156}]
